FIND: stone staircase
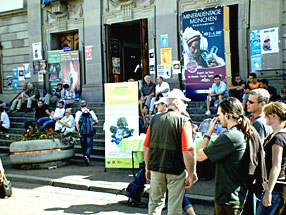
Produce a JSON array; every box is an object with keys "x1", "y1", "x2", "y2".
[{"x1": 0, "y1": 101, "x2": 214, "y2": 160}]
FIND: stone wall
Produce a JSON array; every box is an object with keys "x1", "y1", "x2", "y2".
[{"x1": 0, "y1": 10, "x2": 30, "y2": 102}]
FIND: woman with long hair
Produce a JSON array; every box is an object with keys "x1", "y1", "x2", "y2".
[{"x1": 257, "y1": 102, "x2": 286, "y2": 215}]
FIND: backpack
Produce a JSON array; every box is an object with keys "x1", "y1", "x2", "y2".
[
  {"x1": 125, "y1": 169, "x2": 146, "y2": 205},
  {"x1": 78, "y1": 111, "x2": 94, "y2": 135},
  {"x1": 239, "y1": 125, "x2": 268, "y2": 196}
]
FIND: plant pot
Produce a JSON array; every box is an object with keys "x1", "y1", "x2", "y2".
[{"x1": 10, "y1": 139, "x2": 75, "y2": 166}]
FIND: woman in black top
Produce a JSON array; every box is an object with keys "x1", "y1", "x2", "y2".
[{"x1": 257, "y1": 102, "x2": 286, "y2": 215}]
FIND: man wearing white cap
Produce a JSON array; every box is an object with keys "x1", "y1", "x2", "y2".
[
  {"x1": 154, "y1": 97, "x2": 167, "y2": 114},
  {"x1": 144, "y1": 88, "x2": 197, "y2": 215}
]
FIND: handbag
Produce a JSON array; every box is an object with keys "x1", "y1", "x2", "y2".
[{"x1": 0, "y1": 173, "x2": 12, "y2": 198}]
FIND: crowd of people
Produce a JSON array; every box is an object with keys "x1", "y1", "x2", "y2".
[{"x1": 1, "y1": 75, "x2": 286, "y2": 214}]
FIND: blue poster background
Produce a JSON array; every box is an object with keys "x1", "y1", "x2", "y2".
[
  {"x1": 182, "y1": 6, "x2": 226, "y2": 101},
  {"x1": 250, "y1": 30, "x2": 262, "y2": 71}
]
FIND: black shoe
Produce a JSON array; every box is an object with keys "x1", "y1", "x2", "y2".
[{"x1": 84, "y1": 156, "x2": 90, "y2": 166}]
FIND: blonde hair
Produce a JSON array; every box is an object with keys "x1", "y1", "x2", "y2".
[
  {"x1": 65, "y1": 108, "x2": 72, "y2": 113},
  {"x1": 263, "y1": 102, "x2": 286, "y2": 122}
]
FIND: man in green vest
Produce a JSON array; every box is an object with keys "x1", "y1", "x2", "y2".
[{"x1": 143, "y1": 88, "x2": 197, "y2": 215}]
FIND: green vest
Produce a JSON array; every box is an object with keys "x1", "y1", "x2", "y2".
[{"x1": 148, "y1": 109, "x2": 189, "y2": 175}]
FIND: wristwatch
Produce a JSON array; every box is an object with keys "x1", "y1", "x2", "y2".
[{"x1": 203, "y1": 135, "x2": 211, "y2": 140}]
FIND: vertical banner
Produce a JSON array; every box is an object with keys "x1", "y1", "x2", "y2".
[
  {"x1": 105, "y1": 82, "x2": 139, "y2": 168},
  {"x1": 182, "y1": 6, "x2": 228, "y2": 100},
  {"x1": 60, "y1": 51, "x2": 81, "y2": 94},
  {"x1": 48, "y1": 50, "x2": 63, "y2": 91},
  {"x1": 250, "y1": 30, "x2": 262, "y2": 71}
]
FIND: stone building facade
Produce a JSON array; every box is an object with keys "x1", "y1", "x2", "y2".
[{"x1": 0, "y1": 0, "x2": 285, "y2": 103}]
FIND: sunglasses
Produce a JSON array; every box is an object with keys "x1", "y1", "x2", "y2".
[{"x1": 248, "y1": 100, "x2": 260, "y2": 104}]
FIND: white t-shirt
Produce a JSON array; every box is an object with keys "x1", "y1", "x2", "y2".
[
  {"x1": 75, "y1": 108, "x2": 98, "y2": 122},
  {"x1": 1, "y1": 111, "x2": 10, "y2": 129},
  {"x1": 155, "y1": 81, "x2": 170, "y2": 97},
  {"x1": 50, "y1": 107, "x2": 65, "y2": 119}
]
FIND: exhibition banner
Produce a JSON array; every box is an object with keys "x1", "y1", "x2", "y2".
[
  {"x1": 182, "y1": 6, "x2": 228, "y2": 100},
  {"x1": 60, "y1": 51, "x2": 81, "y2": 94},
  {"x1": 104, "y1": 82, "x2": 139, "y2": 168},
  {"x1": 48, "y1": 50, "x2": 63, "y2": 92}
]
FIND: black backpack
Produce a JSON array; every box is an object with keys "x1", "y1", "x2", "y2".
[
  {"x1": 239, "y1": 126, "x2": 268, "y2": 196},
  {"x1": 78, "y1": 111, "x2": 94, "y2": 135}
]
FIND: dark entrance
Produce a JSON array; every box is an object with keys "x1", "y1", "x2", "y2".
[
  {"x1": 229, "y1": 5, "x2": 239, "y2": 78},
  {"x1": 105, "y1": 19, "x2": 148, "y2": 83}
]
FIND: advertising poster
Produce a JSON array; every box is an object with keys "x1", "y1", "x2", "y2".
[
  {"x1": 182, "y1": 6, "x2": 227, "y2": 100},
  {"x1": 32, "y1": 42, "x2": 42, "y2": 60},
  {"x1": 6, "y1": 77, "x2": 12, "y2": 89},
  {"x1": 48, "y1": 50, "x2": 63, "y2": 91},
  {"x1": 60, "y1": 51, "x2": 81, "y2": 94},
  {"x1": 157, "y1": 64, "x2": 165, "y2": 77},
  {"x1": 250, "y1": 30, "x2": 262, "y2": 71},
  {"x1": 18, "y1": 67, "x2": 25, "y2": 81},
  {"x1": 13, "y1": 69, "x2": 18, "y2": 78},
  {"x1": 13, "y1": 80, "x2": 18, "y2": 89},
  {"x1": 23, "y1": 63, "x2": 31, "y2": 78},
  {"x1": 160, "y1": 48, "x2": 172, "y2": 66},
  {"x1": 172, "y1": 61, "x2": 181, "y2": 74},
  {"x1": 104, "y1": 82, "x2": 139, "y2": 168},
  {"x1": 160, "y1": 34, "x2": 169, "y2": 48},
  {"x1": 164, "y1": 66, "x2": 171, "y2": 79},
  {"x1": 112, "y1": 57, "x2": 120, "y2": 74},
  {"x1": 149, "y1": 49, "x2": 155, "y2": 74},
  {"x1": 33, "y1": 60, "x2": 41, "y2": 74},
  {"x1": 40, "y1": 60, "x2": 47, "y2": 73},
  {"x1": 260, "y1": 27, "x2": 279, "y2": 54},
  {"x1": 85, "y1": 45, "x2": 93, "y2": 60}
]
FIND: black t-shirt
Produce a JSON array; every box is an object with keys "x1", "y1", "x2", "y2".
[
  {"x1": 267, "y1": 86, "x2": 277, "y2": 101},
  {"x1": 264, "y1": 132, "x2": 286, "y2": 180},
  {"x1": 277, "y1": 96, "x2": 286, "y2": 104},
  {"x1": 35, "y1": 104, "x2": 49, "y2": 119}
]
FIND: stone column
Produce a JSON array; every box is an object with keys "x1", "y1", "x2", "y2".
[
  {"x1": 27, "y1": 0, "x2": 42, "y2": 84},
  {"x1": 83, "y1": 0, "x2": 103, "y2": 102}
]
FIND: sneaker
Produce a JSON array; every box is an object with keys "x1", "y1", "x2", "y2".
[
  {"x1": 84, "y1": 155, "x2": 89, "y2": 166},
  {"x1": 205, "y1": 110, "x2": 211, "y2": 116}
]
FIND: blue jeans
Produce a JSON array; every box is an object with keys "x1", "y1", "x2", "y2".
[
  {"x1": 38, "y1": 117, "x2": 55, "y2": 131},
  {"x1": 165, "y1": 190, "x2": 193, "y2": 212},
  {"x1": 23, "y1": 119, "x2": 38, "y2": 130},
  {"x1": 80, "y1": 135, "x2": 93, "y2": 158},
  {"x1": 256, "y1": 190, "x2": 282, "y2": 215}
]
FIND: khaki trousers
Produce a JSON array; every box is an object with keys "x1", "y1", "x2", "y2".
[{"x1": 148, "y1": 170, "x2": 186, "y2": 215}]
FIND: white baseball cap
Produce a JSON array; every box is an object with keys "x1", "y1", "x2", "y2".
[
  {"x1": 154, "y1": 97, "x2": 167, "y2": 105},
  {"x1": 167, "y1": 88, "x2": 191, "y2": 101}
]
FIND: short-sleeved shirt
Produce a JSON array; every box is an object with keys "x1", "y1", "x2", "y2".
[
  {"x1": 1, "y1": 111, "x2": 10, "y2": 129},
  {"x1": 246, "y1": 81, "x2": 260, "y2": 90},
  {"x1": 155, "y1": 82, "x2": 170, "y2": 97},
  {"x1": 141, "y1": 82, "x2": 155, "y2": 97},
  {"x1": 211, "y1": 81, "x2": 228, "y2": 97},
  {"x1": 203, "y1": 126, "x2": 247, "y2": 205},
  {"x1": 75, "y1": 108, "x2": 98, "y2": 122},
  {"x1": 50, "y1": 107, "x2": 65, "y2": 119},
  {"x1": 252, "y1": 114, "x2": 272, "y2": 143},
  {"x1": 35, "y1": 104, "x2": 49, "y2": 119},
  {"x1": 143, "y1": 120, "x2": 194, "y2": 152},
  {"x1": 264, "y1": 132, "x2": 286, "y2": 180}
]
